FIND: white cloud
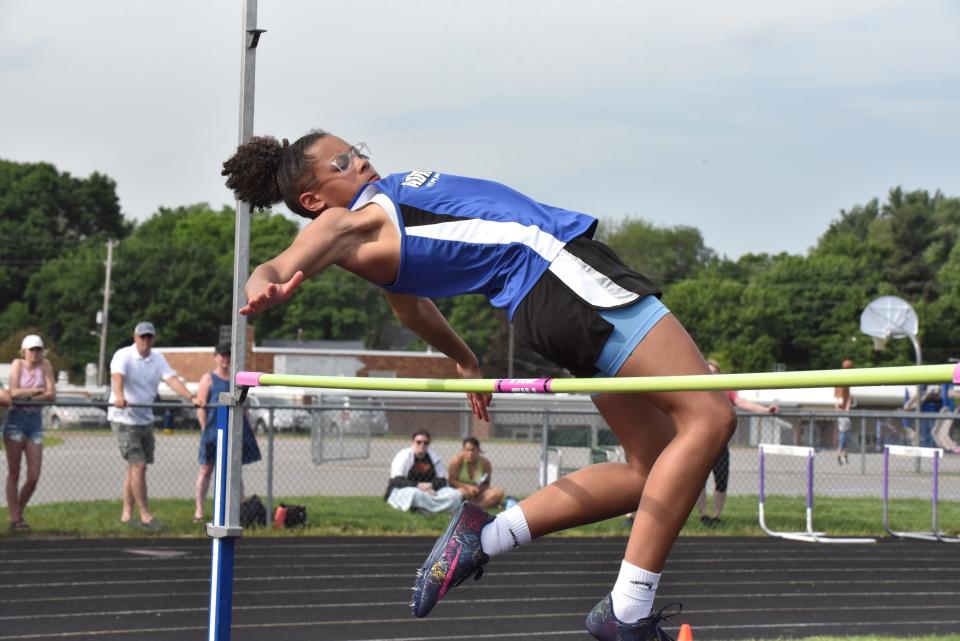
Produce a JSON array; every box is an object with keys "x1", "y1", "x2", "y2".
[{"x1": 0, "y1": 0, "x2": 957, "y2": 257}]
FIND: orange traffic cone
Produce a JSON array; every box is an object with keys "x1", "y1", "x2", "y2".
[{"x1": 677, "y1": 623, "x2": 693, "y2": 641}]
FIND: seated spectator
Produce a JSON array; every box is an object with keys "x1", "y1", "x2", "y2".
[
  {"x1": 384, "y1": 430, "x2": 463, "y2": 515},
  {"x1": 447, "y1": 437, "x2": 505, "y2": 509}
]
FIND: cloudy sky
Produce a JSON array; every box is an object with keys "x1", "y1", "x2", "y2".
[{"x1": 2, "y1": 0, "x2": 958, "y2": 258}]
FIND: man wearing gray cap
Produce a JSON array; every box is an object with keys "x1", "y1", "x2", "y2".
[{"x1": 108, "y1": 321, "x2": 202, "y2": 529}]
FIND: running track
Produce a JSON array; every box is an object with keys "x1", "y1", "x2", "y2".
[{"x1": 1, "y1": 536, "x2": 958, "y2": 640}]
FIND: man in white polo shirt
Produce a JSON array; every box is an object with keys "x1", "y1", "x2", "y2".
[{"x1": 108, "y1": 321, "x2": 202, "y2": 529}]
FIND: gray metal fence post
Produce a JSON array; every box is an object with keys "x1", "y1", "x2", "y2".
[
  {"x1": 460, "y1": 402, "x2": 470, "y2": 439},
  {"x1": 265, "y1": 407, "x2": 274, "y2": 527},
  {"x1": 859, "y1": 416, "x2": 866, "y2": 475},
  {"x1": 540, "y1": 409, "x2": 550, "y2": 487}
]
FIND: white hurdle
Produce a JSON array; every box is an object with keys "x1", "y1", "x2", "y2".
[
  {"x1": 758, "y1": 443, "x2": 876, "y2": 544},
  {"x1": 883, "y1": 444, "x2": 960, "y2": 543}
]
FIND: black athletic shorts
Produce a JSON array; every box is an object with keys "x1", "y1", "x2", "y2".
[{"x1": 512, "y1": 235, "x2": 660, "y2": 377}]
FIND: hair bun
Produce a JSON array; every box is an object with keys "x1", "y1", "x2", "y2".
[{"x1": 221, "y1": 135, "x2": 285, "y2": 209}]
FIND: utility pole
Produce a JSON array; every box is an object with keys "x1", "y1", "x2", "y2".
[{"x1": 97, "y1": 239, "x2": 114, "y2": 387}]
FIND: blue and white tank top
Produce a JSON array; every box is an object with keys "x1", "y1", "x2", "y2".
[{"x1": 349, "y1": 172, "x2": 597, "y2": 318}]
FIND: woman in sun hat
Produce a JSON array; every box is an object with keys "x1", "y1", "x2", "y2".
[{"x1": 4, "y1": 334, "x2": 56, "y2": 532}]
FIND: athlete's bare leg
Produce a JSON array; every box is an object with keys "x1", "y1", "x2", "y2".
[{"x1": 519, "y1": 314, "x2": 736, "y2": 571}]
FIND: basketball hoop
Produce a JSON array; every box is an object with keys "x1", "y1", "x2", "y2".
[
  {"x1": 861, "y1": 296, "x2": 923, "y2": 452},
  {"x1": 860, "y1": 296, "x2": 918, "y2": 343}
]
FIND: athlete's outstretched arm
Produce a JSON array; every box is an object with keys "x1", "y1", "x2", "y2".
[
  {"x1": 385, "y1": 292, "x2": 492, "y2": 421},
  {"x1": 242, "y1": 208, "x2": 366, "y2": 316}
]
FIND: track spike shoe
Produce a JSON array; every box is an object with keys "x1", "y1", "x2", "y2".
[
  {"x1": 586, "y1": 595, "x2": 683, "y2": 641},
  {"x1": 411, "y1": 501, "x2": 493, "y2": 618}
]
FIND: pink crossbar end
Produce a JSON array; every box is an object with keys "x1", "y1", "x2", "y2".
[
  {"x1": 954, "y1": 363, "x2": 960, "y2": 385},
  {"x1": 235, "y1": 371, "x2": 262, "y2": 387},
  {"x1": 495, "y1": 378, "x2": 552, "y2": 393}
]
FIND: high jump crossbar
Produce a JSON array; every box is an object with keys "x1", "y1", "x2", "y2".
[{"x1": 235, "y1": 363, "x2": 960, "y2": 395}]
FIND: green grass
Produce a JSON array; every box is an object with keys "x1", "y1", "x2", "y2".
[{"x1": 2, "y1": 494, "x2": 957, "y2": 539}]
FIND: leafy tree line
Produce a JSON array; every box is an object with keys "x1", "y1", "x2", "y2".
[{"x1": 1, "y1": 158, "x2": 957, "y2": 379}]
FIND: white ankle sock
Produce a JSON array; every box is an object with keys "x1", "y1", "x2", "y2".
[
  {"x1": 479, "y1": 505, "x2": 531, "y2": 558},
  {"x1": 610, "y1": 560, "x2": 660, "y2": 622}
]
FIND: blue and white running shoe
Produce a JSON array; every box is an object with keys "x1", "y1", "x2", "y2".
[
  {"x1": 586, "y1": 595, "x2": 682, "y2": 641},
  {"x1": 411, "y1": 502, "x2": 493, "y2": 618}
]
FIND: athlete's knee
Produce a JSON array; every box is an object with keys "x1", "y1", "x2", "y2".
[
  {"x1": 696, "y1": 393, "x2": 736, "y2": 438},
  {"x1": 716, "y1": 402, "x2": 737, "y2": 440},
  {"x1": 682, "y1": 399, "x2": 736, "y2": 446}
]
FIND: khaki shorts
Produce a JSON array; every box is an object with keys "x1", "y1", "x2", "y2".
[{"x1": 111, "y1": 421, "x2": 155, "y2": 464}]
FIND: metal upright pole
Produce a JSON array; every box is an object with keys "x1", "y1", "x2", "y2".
[
  {"x1": 208, "y1": 3, "x2": 264, "y2": 640},
  {"x1": 909, "y1": 334, "x2": 923, "y2": 470},
  {"x1": 97, "y1": 239, "x2": 113, "y2": 387}
]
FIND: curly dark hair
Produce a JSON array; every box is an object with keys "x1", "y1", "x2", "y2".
[{"x1": 221, "y1": 129, "x2": 329, "y2": 219}]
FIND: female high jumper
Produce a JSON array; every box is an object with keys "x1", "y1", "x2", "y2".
[{"x1": 223, "y1": 131, "x2": 735, "y2": 640}]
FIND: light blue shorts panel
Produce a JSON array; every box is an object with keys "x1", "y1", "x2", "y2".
[
  {"x1": 593, "y1": 295, "x2": 671, "y2": 377},
  {"x1": 3, "y1": 409, "x2": 43, "y2": 444}
]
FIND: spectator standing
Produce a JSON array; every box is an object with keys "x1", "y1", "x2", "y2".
[
  {"x1": 447, "y1": 437, "x2": 505, "y2": 509},
  {"x1": 932, "y1": 384, "x2": 960, "y2": 453},
  {"x1": 903, "y1": 385, "x2": 943, "y2": 448},
  {"x1": 696, "y1": 360, "x2": 778, "y2": 526},
  {"x1": 108, "y1": 322, "x2": 202, "y2": 529},
  {"x1": 384, "y1": 430, "x2": 463, "y2": 514},
  {"x1": 193, "y1": 343, "x2": 261, "y2": 523},
  {"x1": 4, "y1": 335, "x2": 56, "y2": 532},
  {"x1": 835, "y1": 358, "x2": 854, "y2": 465}
]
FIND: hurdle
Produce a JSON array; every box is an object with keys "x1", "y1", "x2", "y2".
[
  {"x1": 882, "y1": 444, "x2": 960, "y2": 543},
  {"x1": 758, "y1": 443, "x2": 876, "y2": 543}
]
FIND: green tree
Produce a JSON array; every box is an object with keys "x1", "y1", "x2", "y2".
[
  {"x1": 597, "y1": 218, "x2": 716, "y2": 286},
  {"x1": 0, "y1": 160, "x2": 131, "y2": 310},
  {"x1": 24, "y1": 242, "x2": 110, "y2": 370}
]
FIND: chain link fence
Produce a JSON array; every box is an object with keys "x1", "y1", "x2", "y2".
[{"x1": 3, "y1": 396, "x2": 958, "y2": 532}]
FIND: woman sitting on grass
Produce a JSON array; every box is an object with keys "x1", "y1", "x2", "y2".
[{"x1": 446, "y1": 437, "x2": 504, "y2": 510}]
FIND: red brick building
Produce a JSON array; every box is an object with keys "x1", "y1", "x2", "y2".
[
  {"x1": 154, "y1": 329, "x2": 495, "y2": 438},
  {"x1": 156, "y1": 328, "x2": 459, "y2": 385}
]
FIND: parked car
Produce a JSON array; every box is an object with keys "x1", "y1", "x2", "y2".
[
  {"x1": 318, "y1": 395, "x2": 389, "y2": 435},
  {"x1": 153, "y1": 399, "x2": 201, "y2": 431},
  {"x1": 43, "y1": 398, "x2": 109, "y2": 430},
  {"x1": 246, "y1": 395, "x2": 389, "y2": 435},
  {"x1": 247, "y1": 396, "x2": 315, "y2": 433}
]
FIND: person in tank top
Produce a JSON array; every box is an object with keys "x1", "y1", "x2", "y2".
[
  {"x1": 3, "y1": 334, "x2": 56, "y2": 532},
  {"x1": 193, "y1": 342, "x2": 261, "y2": 523},
  {"x1": 222, "y1": 131, "x2": 736, "y2": 638},
  {"x1": 446, "y1": 437, "x2": 504, "y2": 509}
]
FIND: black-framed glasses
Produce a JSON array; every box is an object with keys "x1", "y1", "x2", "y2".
[{"x1": 303, "y1": 142, "x2": 370, "y2": 192}]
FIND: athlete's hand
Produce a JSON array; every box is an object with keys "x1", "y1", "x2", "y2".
[
  {"x1": 240, "y1": 271, "x2": 304, "y2": 316},
  {"x1": 457, "y1": 362, "x2": 491, "y2": 422}
]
